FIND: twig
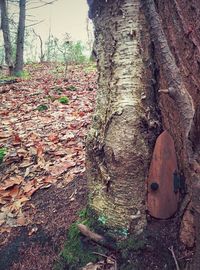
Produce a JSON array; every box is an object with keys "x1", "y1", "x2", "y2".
[
  {"x1": 92, "y1": 252, "x2": 108, "y2": 259},
  {"x1": 168, "y1": 246, "x2": 180, "y2": 270},
  {"x1": 92, "y1": 252, "x2": 117, "y2": 270}
]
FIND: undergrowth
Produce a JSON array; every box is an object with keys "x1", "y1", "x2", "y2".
[
  {"x1": 66, "y1": 85, "x2": 77, "y2": 91},
  {"x1": 58, "y1": 96, "x2": 69, "y2": 104},
  {"x1": 37, "y1": 104, "x2": 48, "y2": 111},
  {"x1": 0, "y1": 148, "x2": 6, "y2": 163},
  {"x1": 54, "y1": 207, "x2": 147, "y2": 270},
  {"x1": 14, "y1": 70, "x2": 30, "y2": 79}
]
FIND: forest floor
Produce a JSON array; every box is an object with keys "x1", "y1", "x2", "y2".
[
  {"x1": 0, "y1": 63, "x2": 96, "y2": 270},
  {"x1": 0, "y1": 63, "x2": 193, "y2": 270}
]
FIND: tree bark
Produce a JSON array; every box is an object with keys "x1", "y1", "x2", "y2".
[
  {"x1": 14, "y1": 0, "x2": 26, "y2": 75},
  {"x1": 143, "y1": 0, "x2": 194, "y2": 141},
  {"x1": 86, "y1": 0, "x2": 200, "y2": 268},
  {"x1": 86, "y1": 0, "x2": 161, "y2": 233},
  {"x1": 0, "y1": 0, "x2": 14, "y2": 74}
]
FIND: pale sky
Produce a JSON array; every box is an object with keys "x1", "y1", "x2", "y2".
[
  {"x1": 30, "y1": 0, "x2": 90, "y2": 42},
  {"x1": 0, "y1": 0, "x2": 93, "y2": 61}
]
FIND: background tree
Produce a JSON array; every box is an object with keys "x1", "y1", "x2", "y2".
[
  {"x1": 14, "y1": 0, "x2": 26, "y2": 75},
  {"x1": 32, "y1": 29, "x2": 45, "y2": 62},
  {"x1": 86, "y1": 0, "x2": 200, "y2": 268},
  {"x1": 0, "y1": 0, "x2": 14, "y2": 74}
]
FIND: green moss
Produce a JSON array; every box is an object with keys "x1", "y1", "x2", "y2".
[
  {"x1": 15, "y1": 70, "x2": 30, "y2": 79},
  {"x1": 61, "y1": 224, "x2": 97, "y2": 268},
  {"x1": 55, "y1": 207, "x2": 147, "y2": 270},
  {"x1": 117, "y1": 235, "x2": 146, "y2": 252},
  {"x1": 37, "y1": 104, "x2": 48, "y2": 111},
  {"x1": 117, "y1": 234, "x2": 147, "y2": 270},
  {"x1": 55, "y1": 208, "x2": 108, "y2": 270},
  {"x1": 0, "y1": 148, "x2": 6, "y2": 163},
  {"x1": 58, "y1": 96, "x2": 69, "y2": 104}
]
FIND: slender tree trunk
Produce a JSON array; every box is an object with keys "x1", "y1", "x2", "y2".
[
  {"x1": 0, "y1": 0, "x2": 14, "y2": 75},
  {"x1": 86, "y1": 0, "x2": 161, "y2": 233},
  {"x1": 14, "y1": 0, "x2": 26, "y2": 75},
  {"x1": 33, "y1": 29, "x2": 45, "y2": 63}
]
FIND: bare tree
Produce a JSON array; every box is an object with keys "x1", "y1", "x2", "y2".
[
  {"x1": 14, "y1": 0, "x2": 26, "y2": 75},
  {"x1": 32, "y1": 29, "x2": 45, "y2": 62},
  {"x1": 0, "y1": 0, "x2": 14, "y2": 74}
]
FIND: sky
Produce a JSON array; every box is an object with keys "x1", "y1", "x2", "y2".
[
  {"x1": 0, "y1": 0, "x2": 93, "y2": 62},
  {"x1": 30, "y1": 0, "x2": 91, "y2": 43}
]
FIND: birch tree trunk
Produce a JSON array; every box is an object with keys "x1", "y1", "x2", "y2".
[
  {"x1": 86, "y1": 0, "x2": 161, "y2": 233},
  {"x1": 86, "y1": 0, "x2": 200, "y2": 268},
  {"x1": 14, "y1": 0, "x2": 26, "y2": 75},
  {"x1": 0, "y1": 0, "x2": 14, "y2": 74}
]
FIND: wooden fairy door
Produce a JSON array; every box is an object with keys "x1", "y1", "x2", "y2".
[{"x1": 147, "y1": 131, "x2": 179, "y2": 219}]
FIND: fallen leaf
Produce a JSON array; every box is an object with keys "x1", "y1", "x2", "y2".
[
  {"x1": 50, "y1": 161, "x2": 76, "y2": 176},
  {"x1": 36, "y1": 143, "x2": 44, "y2": 157},
  {"x1": 16, "y1": 216, "x2": 27, "y2": 226},
  {"x1": 0, "y1": 176, "x2": 23, "y2": 191},
  {"x1": 10, "y1": 197, "x2": 29, "y2": 213},
  {"x1": 0, "y1": 132, "x2": 11, "y2": 139},
  {"x1": 12, "y1": 133, "x2": 22, "y2": 145},
  {"x1": 48, "y1": 133, "x2": 58, "y2": 142},
  {"x1": 0, "y1": 227, "x2": 11, "y2": 234}
]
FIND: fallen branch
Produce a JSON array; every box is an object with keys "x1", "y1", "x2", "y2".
[
  {"x1": 168, "y1": 246, "x2": 180, "y2": 270},
  {"x1": 77, "y1": 223, "x2": 116, "y2": 250},
  {"x1": 77, "y1": 224, "x2": 104, "y2": 242},
  {"x1": 92, "y1": 252, "x2": 118, "y2": 270},
  {"x1": 0, "y1": 79, "x2": 18, "y2": 85}
]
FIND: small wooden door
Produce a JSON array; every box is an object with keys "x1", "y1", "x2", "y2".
[{"x1": 147, "y1": 131, "x2": 179, "y2": 219}]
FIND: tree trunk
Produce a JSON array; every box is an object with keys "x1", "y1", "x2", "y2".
[
  {"x1": 86, "y1": 0, "x2": 161, "y2": 233},
  {"x1": 33, "y1": 29, "x2": 45, "y2": 63},
  {"x1": 0, "y1": 0, "x2": 14, "y2": 75},
  {"x1": 86, "y1": 0, "x2": 200, "y2": 268},
  {"x1": 14, "y1": 0, "x2": 26, "y2": 75}
]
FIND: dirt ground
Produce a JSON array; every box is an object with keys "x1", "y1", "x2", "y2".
[
  {"x1": 0, "y1": 63, "x2": 95, "y2": 270},
  {"x1": 0, "y1": 175, "x2": 87, "y2": 270}
]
